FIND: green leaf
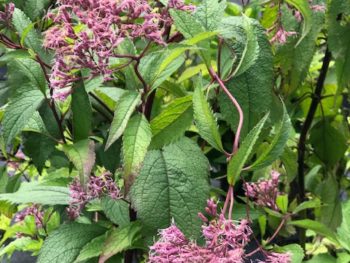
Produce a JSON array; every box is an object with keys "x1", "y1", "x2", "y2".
[
  {"x1": 309, "y1": 121, "x2": 347, "y2": 166},
  {"x1": 288, "y1": 219, "x2": 339, "y2": 244},
  {"x1": 74, "y1": 234, "x2": 107, "y2": 263},
  {"x1": 72, "y1": 79, "x2": 92, "y2": 141},
  {"x1": 276, "y1": 194, "x2": 289, "y2": 214},
  {"x1": 304, "y1": 254, "x2": 337, "y2": 263},
  {"x1": 2, "y1": 85, "x2": 45, "y2": 145},
  {"x1": 0, "y1": 182, "x2": 70, "y2": 205},
  {"x1": 62, "y1": 140, "x2": 96, "y2": 186},
  {"x1": 219, "y1": 21, "x2": 273, "y2": 139},
  {"x1": 105, "y1": 91, "x2": 141, "y2": 150},
  {"x1": 22, "y1": 131, "x2": 56, "y2": 173},
  {"x1": 12, "y1": 8, "x2": 49, "y2": 62},
  {"x1": 0, "y1": 50, "x2": 30, "y2": 64},
  {"x1": 292, "y1": 199, "x2": 321, "y2": 215},
  {"x1": 131, "y1": 138, "x2": 210, "y2": 237},
  {"x1": 193, "y1": 79, "x2": 223, "y2": 152},
  {"x1": 194, "y1": 0, "x2": 226, "y2": 31},
  {"x1": 275, "y1": 244, "x2": 304, "y2": 263},
  {"x1": 337, "y1": 200, "x2": 350, "y2": 251},
  {"x1": 285, "y1": 0, "x2": 312, "y2": 46},
  {"x1": 99, "y1": 222, "x2": 143, "y2": 263},
  {"x1": 38, "y1": 223, "x2": 106, "y2": 263},
  {"x1": 150, "y1": 96, "x2": 193, "y2": 149},
  {"x1": 227, "y1": 113, "x2": 269, "y2": 185},
  {"x1": 249, "y1": 104, "x2": 291, "y2": 170},
  {"x1": 101, "y1": 197, "x2": 130, "y2": 227},
  {"x1": 327, "y1": 0, "x2": 350, "y2": 90},
  {"x1": 170, "y1": 9, "x2": 205, "y2": 39},
  {"x1": 24, "y1": 0, "x2": 51, "y2": 20},
  {"x1": 122, "y1": 114, "x2": 152, "y2": 179}
]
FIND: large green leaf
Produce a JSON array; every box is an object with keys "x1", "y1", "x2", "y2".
[
  {"x1": 285, "y1": 0, "x2": 312, "y2": 46},
  {"x1": 249, "y1": 105, "x2": 291, "y2": 170},
  {"x1": 74, "y1": 234, "x2": 108, "y2": 263},
  {"x1": 0, "y1": 182, "x2": 70, "y2": 205},
  {"x1": 2, "y1": 85, "x2": 45, "y2": 145},
  {"x1": 38, "y1": 223, "x2": 106, "y2": 263},
  {"x1": 101, "y1": 197, "x2": 130, "y2": 227},
  {"x1": 131, "y1": 138, "x2": 210, "y2": 237},
  {"x1": 218, "y1": 21, "x2": 273, "y2": 139},
  {"x1": 275, "y1": 244, "x2": 304, "y2": 263},
  {"x1": 193, "y1": 79, "x2": 223, "y2": 152},
  {"x1": 62, "y1": 140, "x2": 96, "y2": 186},
  {"x1": 72, "y1": 79, "x2": 92, "y2": 141},
  {"x1": 227, "y1": 113, "x2": 269, "y2": 185},
  {"x1": 99, "y1": 222, "x2": 143, "y2": 263},
  {"x1": 12, "y1": 8, "x2": 49, "y2": 62},
  {"x1": 194, "y1": 0, "x2": 226, "y2": 31},
  {"x1": 328, "y1": 0, "x2": 350, "y2": 90},
  {"x1": 122, "y1": 114, "x2": 152, "y2": 178},
  {"x1": 337, "y1": 200, "x2": 350, "y2": 251},
  {"x1": 219, "y1": 16, "x2": 259, "y2": 77},
  {"x1": 105, "y1": 91, "x2": 141, "y2": 150},
  {"x1": 150, "y1": 96, "x2": 193, "y2": 149},
  {"x1": 24, "y1": 0, "x2": 51, "y2": 20},
  {"x1": 309, "y1": 121, "x2": 347, "y2": 166}
]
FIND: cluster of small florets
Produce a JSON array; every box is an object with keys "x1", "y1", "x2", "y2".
[
  {"x1": 43, "y1": 0, "x2": 194, "y2": 100},
  {"x1": 244, "y1": 170, "x2": 281, "y2": 210},
  {"x1": 15, "y1": 204, "x2": 44, "y2": 229},
  {"x1": 149, "y1": 199, "x2": 252, "y2": 263},
  {"x1": 66, "y1": 172, "x2": 120, "y2": 219},
  {"x1": 0, "y1": 3, "x2": 14, "y2": 26}
]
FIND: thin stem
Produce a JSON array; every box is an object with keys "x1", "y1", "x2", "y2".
[
  {"x1": 208, "y1": 67, "x2": 244, "y2": 155},
  {"x1": 228, "y1": 186, "x2": 234, "y2": 220},
  {"x1": 222, "y1": 186, "x2": 233, "y2": 216}
]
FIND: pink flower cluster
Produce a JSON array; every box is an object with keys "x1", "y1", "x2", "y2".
[
  {"x1": 149, "y1": 199, "x2": 252, "y2": 263},
  {"x1": 66, "y1": 172, "x2": 120, "y2": 219},
  {"x1": 264, "y1": 252, "x2": 291, "y2": 263},
  {"x1": 44, "y1": 0, "x2": 194, "y2": 100},
  {"x1": 270, "y1": 27, "x2": 297, "y2": 44},
  {"x1": 0, "y1": 3, "x2": 15, "y2": 25},
  {"x1": 244, "y1": 170, "x2": 281, "y2": 210},
  {"x1": 15, "y1": 204, "x2": 44, "y2": 229}
]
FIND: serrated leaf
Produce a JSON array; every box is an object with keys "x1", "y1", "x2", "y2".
[
  {"x1": 219, "y1": 21, "x2": 273, "y2": 139},
  {"x1": 0, "y1": 50, "x2": 30, "y2": 64},
  {"x1": 72, "y1": 79, "x2": 92, "y2": 141},
  {"x1": 285, "y1": 0, "x2": 312, "y2": 46},
  {"x1": 227, "y1": 113, "x2": 269, "y2": 185},
  {"x1": 12, "y1": 8, "x2": 49, "y2": 62},
  {"x1": 131, "y1": 138, "x2": 210, "y2": 237},
  {"x1": 101, "y1": 197, "x2": 130, "y2": 227},
  {"x1": 195, "y1": 0, "x2": 226, "y2": 31},
  {"x1": 150, "y1": 96, "x2": 193, "y2": 149},
  {"x1": 105, "y1": 91, "x2": 141, "y2": 150},
  {"x1": 22, "y1": 131, "x2": 56, "y2": 173},
  {"x1": 12, "y1": 58, "x2": 46, "y2": 94},
  {"x1": 99, "y1": 222, "x2": 142, "y2": 263},
  {"x1": 122, "y1": 114, "x2": 152, "y2": 178},
  {"x1": 74, "y1": 233, "x2": 107, "y2": 263},
  {"x1": 38, "y1": 223, "x2": 106, "y2": 263},
  {"x1": 193, "y1": 79, "x2": 223, "y2": 152},
  {"x1": 0, "y1": 182, "x2": 70, "y2": 205},
  {"x1": 62, "y1": 140, "x2": 96, "y2": 186},
  {"x1": 2, "y1": 85, "x2": 45, "y2": 145},
  {"x1": 249, "y1": 104, "x2": 291, "y2": 170},
  {"x1": 24, "y1": 0, "x2": 51, "y2": 20},
  {"x1": 288, "y1": 219, "x2": 339, "y2": 244},
  {"x1": 275, "y1": 244, "x2": 304, "y2": 263},
  {"x1": 293, "y1": 199, "x2": 321, "y2": 215}
]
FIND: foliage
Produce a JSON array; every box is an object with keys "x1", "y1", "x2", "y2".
[{"x1": 0, "y1": 0, "x2": 349, "y2": 262}]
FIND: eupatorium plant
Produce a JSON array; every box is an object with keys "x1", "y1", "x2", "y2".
[{"x1": 0, "y1": 0, "x2": 349, "y2": 263}]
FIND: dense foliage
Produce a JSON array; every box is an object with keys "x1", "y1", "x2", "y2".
[{"x1": 0, "y1": 0, "x2": 349, "y2": 262}]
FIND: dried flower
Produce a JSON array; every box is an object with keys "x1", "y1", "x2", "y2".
[
  {"x1": 244, "y1": 170, "x2": 281, "y2": 210},
  {"x1": 15, "y1": 205, "x2": 44, "y2": 229}
]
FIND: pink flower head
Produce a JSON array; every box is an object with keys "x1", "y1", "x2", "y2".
[
  {"x1": 265, "y1": 252, "x2": 291, "y2": 263},
  {"x1": 15, "y1": 205, "x2": 44, "y2": 229},
  {"x1": 0, "y1": 3, "x2": 15, "y2": 25},
  {"x1": 168, "y1": 0, "x2": 196, "y2": 11},
  {"x1": 244, "y1": 170, "x2": 281, "y2": 210},
  {"x1": 270, "y1": 27, "x2": 297, "y2": 44},
  {"x1": 311, "y1": 4, "x2": 326, "y2": 12}
]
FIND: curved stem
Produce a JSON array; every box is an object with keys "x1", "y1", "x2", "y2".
[
  {"x1": 228, "y1": 186, "x2": 234, "y2": 220},
  {"x1": 208, "y1": 67, "x2": 244, "y2": 155}
]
